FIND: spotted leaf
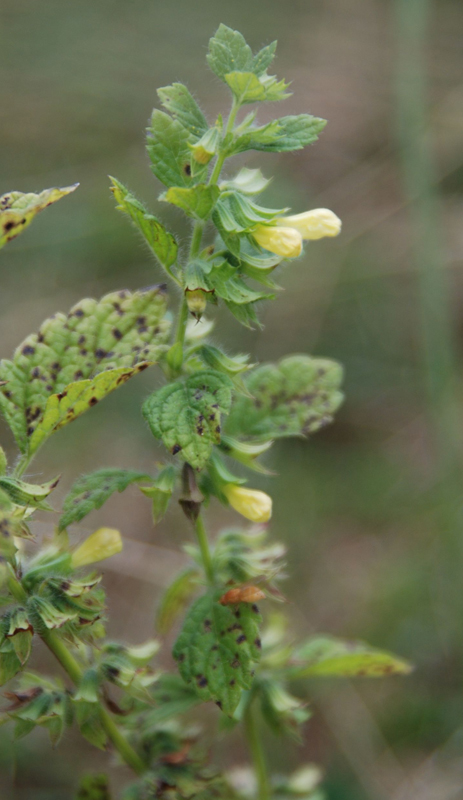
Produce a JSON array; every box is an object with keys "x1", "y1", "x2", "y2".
[
  {"x1": 0, "y1": 288, "x2": 170, "y2": 454},
  {"x1": 227, "y1": 355, "x2": 344, "y2": 440},
  {"x1": 288, "y1": 636, "x2": 413, "y2": 678},
  {"x1": 143, "y1": 370, "x2": 233, "y2": 470},
  {"x1": 173, "y1": 589, "x2": 262, "y2": 715},
  {"x1": 59, "y1": 468, "x2": 150, "y2": 531},
  {"x1": 0, "y1": 185, "x2": 78, "y2": 249}
]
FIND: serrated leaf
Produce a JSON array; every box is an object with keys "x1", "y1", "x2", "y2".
[
  {"x1": 157, "y1": 83, "x2": 208, "y2": 140},
  {"x1": 252, "y1": 41, "x2": 277, "y2": 76},
  {"x1": 227, "y1": 355, "x2": 343, "y2": 439},
  {"x1": 225, "y1": 72, "x2": 290, "y2": 105},
  {"x1": 143, "y1": 370, "x2": 233, "y2": 470},
  {"x1": 164, "y1": 185, "x2": 220, "y2": 221},
  {"x1": 207, "y1": 25, "x2": 253, "y2": 81},
  {"x1": 59, "y1": 468, "x2": 149, "y2": 531},
  {"x1": 111, "y1": 178, "x2": 178, "y2": 269},
  {"x1": 209, "y1": 266, "x2": 273, "y2": 305},
  {"x1": 147, "y1": 110, "x2": 207, "y2": 188},
  {"x1": 0, "y1": 287, "x2": 170, "y2": 454},
  {"x1": 156, "y1": 568, "x2": 200, "y2": 635},
  {"x1": 173, "y1": 589, "x2": 262, "y2": 715},
  {"x1": 231, "y1": 115, "x2": 326, "y2": 155},
  {"x1": 288, "y1": 636, "x2": 413, "y2": 678},
  {"x1": 0, "y1": 185, "x2": 78, "y2": 249},
  {"x1": 224, "y1": 300, "x2": 262, "y2": 330},
  {"x1": 149, "y1": 673, "x2": 201, "y2": 723}
]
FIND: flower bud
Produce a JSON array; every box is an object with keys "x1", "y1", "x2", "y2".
[
  {"x1": 189, "y1": 127, "x2": 220, "y2": 165},
  {"x1": 186, "y1": 288, "x2": 207, "y2": 320},
  {"x1": 224, "y1": 484, "x2": 272, "y2": 523},
  {"x1": 253, "y1": 225, "x2": 302, "y2": 258},
  {"x1": 277, "y1": 208, "x2": 341, "y2": 240},
  {"x1": 71, "y1": 527, "x2": 122, "y2": 568}
]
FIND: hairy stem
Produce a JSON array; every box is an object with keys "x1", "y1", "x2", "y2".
[
  {"x1": 14, "y1": 453, "x2": 33, "y2": 479},
  {"x1": 41, "y1": 629, "x2": 146, "y2": 776},
  {"x1": 244, "y1": 701, "x2": 270, "y2": 800},
  {"x1": 194, "y1": 513, "x2": 215, "y2": 585}
]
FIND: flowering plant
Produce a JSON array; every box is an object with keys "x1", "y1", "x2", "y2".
[{"x1": 0, "y1": 25, "x2": 410, "y2": 800}]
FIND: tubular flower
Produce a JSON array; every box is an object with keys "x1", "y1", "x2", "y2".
[
  {"x1": 224, "y1": 484, "x2": 272, "y2": 523},
  {"x1": 252, "y1": 224, "x2": 303, "y2": 258},
  {"x1": 276, "y1": 208, "x2": 341, "y2": 240},
  {"x1": 71, "y1": 527, "x2": 122, "y2": 568}
]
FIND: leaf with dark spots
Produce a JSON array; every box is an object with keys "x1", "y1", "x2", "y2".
[
  {"x1": 173, "y1": 589, "x2": 262, "y2": 715},
  {"x1": 59, "y1": 468, "x2": 150, "y2": 530},
  {"x1": 0, "y1": 288, "x2": 171, "y2": 454},
  {"x1": 0, "y1": 185, "x2": 78, "y2": 250}
]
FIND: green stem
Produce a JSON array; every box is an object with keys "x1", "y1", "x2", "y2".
[
  {"x1": 14, "y1": 453, "x2": 33, "y2": 479},
  {"x1": 41, "y1": 629, "x2": 146, "y2": 776},
  {"x1": 208, "y1": 97, "x2": 240, "y2": 186},
  {"x1": 194, "y1": 513, "x2": 214, "y2": 585},
  {"x1": 244, "y1": 701, "x2": 270, "y2": 800}
]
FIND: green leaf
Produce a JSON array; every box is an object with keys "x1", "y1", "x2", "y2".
[
  {"x1": 232, "y1": 115, "x2": 326, "y2": 155},
  {"x1": 7, "y1": 608, "x2": 33, "y2": 665},
  {"x1": 163, "y1": 185, "x2": 220, "y2": 221},
  {"x1": 288, "y1": 636, "x2": 413, "y2": 678},
  {"x1": 0, "y1": 476, "x2": 59, "y2": 509},
  {"x1": 157, "y1": 83, "x2": 208, "y2": 139},
  {"x1": 59, "y1": 469, "x2": 150, "y2": 531},
  {"x1": 139, "y1": 465, "x2": 177, "y2": 525},
  {"x1": 143, "y1": 370, "x2": 233, "y2": 470},
  {"x1": 208, "y1": 267, "x2": 273, "y2": 305},
  {"x1": 75, "y1": 700, "x2": 107, "y2": 749},
  {"x1": 147, "y1": 110, "x2": 207, "y2": 188},
  {"x1": 225, "y1": 72, "x2": 290, "y2": 105},
  {"x1": 252, "y1": 41, "x2": 277, "y2": 76},
  {"x1": 0, "y1": 287, "x2": 170, "y2": 454},
  {"x1": 0, "y1": 639, "x2": 23, "y2": 685},
  {"x1": 227, "y1": 355, "x2": 344, "y2": 439},
  {"x1": 173, "y1": 589, "x2": 262, "y2": 715},
  {"x1": 224, "y1": 300, "x2": 262, "y2": 330},
  {"x1": 207, "y1": 25, "x2": 253, "y2": 81},
  {"x1": 156, "y1": 568, "x2": 200, "y2": 635},
  {"x1": 111, "y1": 178, "x2": 178, "y2": 269},
  {"x1": 76, "y1": 774, "x2": 112, "y2": 800},
  {"x1": 0, "y1": 185, "x2": 78, "y2": 249},
  {"x1": 149, "y1": 673, "x2": 201, "y2": 723}
]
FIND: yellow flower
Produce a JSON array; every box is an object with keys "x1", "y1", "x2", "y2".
[
  {"x1": 253, "y1": 224, "x2": 302, "y2": 258},
  {"x1": 277, "y1": 208, "x2": 341, "y2": 240},
  {"x1": 224, "y1": 484, "x2": 272, "y2": 523},
  {"x1": 71, "y1": 527, "x2": 122, "y2": 568},
  {"x1": 185, "y1": 288, "x2": 207, "y2": 319}
]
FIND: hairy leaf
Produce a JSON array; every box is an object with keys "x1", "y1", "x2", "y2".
[
  {"x1": 225, "y1": 72, "x2": 290, "y2": 104},
  {"x1": 0, "y1": 476, "x2": 59, "y2": 509},
  {"x1": 288, "y1": 636, "x2": 413, "y2": 678},
  {"x1": 157, "y1": 83, "x2": 208, "y2": 140},
  {"x1": 0, "y1": 288, "x2": 170, "y2": 454},
  {"x1": 173, "y1": 589, "x2": 262, "y2": 715},
  {"x1": 59, "y1": 469, "x2": 150, "y2": 531},
  {"x1": 232, "y1": 115, "x2": 326, "y2": 155},
  {"x1": 252, "y1": 41, "x2": 277, "y2": 76},
  {"x1": 164, "y1": 185, "x2": 220, "y2": 220},
  {"x1": 143, "y1": 371, "x2": 233, "y2": 470},
  {"x1": 111, "y1": 178, "x2": 178, "y2": 268},
  {"x1": 207, "y1": 25, "x2": 253, "y2": 80},
  {"x1": 0, "y1": 185, "x2": 78, "y2": 249},
  {"x1": 227, "y1": 355, "x2": 343, "y2": 439},
  {"x1": 147, "y1": 110, "x2": 207, "y2": 188},
  {"x1": 149, "y1": 674, "x2": 201, "y2": 723}
]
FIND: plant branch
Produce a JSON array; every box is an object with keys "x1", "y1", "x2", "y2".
[
  {"x1": 244, "y1": 700, "x2": 270, "y2": 800},
  {"x1": 41, "y1": 629, "x2": 146, "y2": 776}
]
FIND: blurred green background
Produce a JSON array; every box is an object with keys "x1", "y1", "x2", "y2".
[{"x1": 1, "y1": 0, "x2": 463, "y2": 798}]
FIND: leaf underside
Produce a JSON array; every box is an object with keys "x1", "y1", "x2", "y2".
[
  {"x1": 173, "y1": 589, "x2": 262, "y2": 715},
  {"x1": 0, "y1": 288, "x2": 171, "y2": 454},
  {"x1": 59, "y1": 468, "x2": 150, "y2": 531}
]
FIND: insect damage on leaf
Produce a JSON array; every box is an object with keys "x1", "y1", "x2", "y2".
[
  {"x1": 173, "y1": 589, "x2": 262, "y2": 715},
  {"x1": 0, "y1": 287, "x2": 171, "y2": 454}
]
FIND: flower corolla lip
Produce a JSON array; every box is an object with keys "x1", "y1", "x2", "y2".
[
  {"x1": 224, "y1": 484, "x2": 272, "y2": 523},
  {"x1": 253, "y1": 224, "x2": 302, "y2": 258},
  {"x1": 277, "y1": 208, "x2": 341, "y2": 240}
]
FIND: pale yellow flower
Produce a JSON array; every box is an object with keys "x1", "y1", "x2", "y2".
[
  {"x1": 224, "y1": 484, "x2": 272, "y2": 523},
  {"x1": 277, "y1": 208, "x2": 341, "y2": 240},
  {"x1": 253, "y1": 224, "x2": 302, "y2": 258},
  {"x1": 71, "y1": 527, "x2": 122, "y2": 568}
]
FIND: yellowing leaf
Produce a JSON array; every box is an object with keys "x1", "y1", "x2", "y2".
[
  {"x1": 0, "y1": 185, "x2": 78, "y2": 249},
  {"x1": 289, "y1": 636, "x2": 413, "y2": 678}
]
